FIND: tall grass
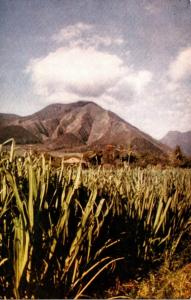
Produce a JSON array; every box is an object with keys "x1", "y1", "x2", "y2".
[{"x1": 0, "y1": 140, "x2": 191, "y2": 298}]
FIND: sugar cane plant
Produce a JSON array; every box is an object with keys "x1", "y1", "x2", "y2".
[{"x1": 0, "y1": 139, "x2": 191, "y2": 298}]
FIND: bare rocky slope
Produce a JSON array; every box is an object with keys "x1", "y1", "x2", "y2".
[
  {"x1": 161, "y1": 130, "x2": 191, "y2": 156},
  {"x1": 0, "y1": 101, "x2": 168, "y2": 155}
]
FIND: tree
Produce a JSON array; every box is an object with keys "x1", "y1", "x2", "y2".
[
  {"x1": 174, "y1": 145, "x2": 183, "y2": 161},
  {"x1": 171, "y1": 145, "x2": 190, "y2": 168}
]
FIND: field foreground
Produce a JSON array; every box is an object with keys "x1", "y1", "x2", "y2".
[{"x1": 0, "y1": 144, "x2": 191, "y2": 298}]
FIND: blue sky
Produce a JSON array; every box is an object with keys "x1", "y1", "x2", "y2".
[{"x1": 0, "y1": 0, "x2": 191, "y2": 138}]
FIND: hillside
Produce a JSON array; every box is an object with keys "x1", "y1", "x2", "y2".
[
  {"x1": 161, "y1": 130, "x2": 191, "y2": 156},
  {"x1": 0, "y1": 101, "x2": 167, "y2": 155}
]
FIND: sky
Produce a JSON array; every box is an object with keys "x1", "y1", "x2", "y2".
[{"x1": 0, "y1": 0, "x2": 191, "y2": 139}]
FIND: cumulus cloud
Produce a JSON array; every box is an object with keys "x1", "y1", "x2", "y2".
[
  {"x1": 120, "y1": 70, "x2": 153, "y2": 94},
  {"x1": 52, "y1": 22, "x2": 124, "y2": 48},
  {"x1": 26, "y1": 23, "x2": 154, "y2": 117},
  {"x1": 26, "y1": 47, "x2": 126, "y2": 99},
  {"x1": 52, "y1": 23, "x2": 93, "y2": 43},
  {"x1": 107, "y1": 70, "x2": 153, "y2": 102},
  {"x1": 122, "y1": 86, "x2": 191, "y2": 139},
  {"x1": 168, "y1": 47, "x2": 191, "y2": 81},
  {"x1": 26, "y1": 43, "x2": 154, "y2": 106}
]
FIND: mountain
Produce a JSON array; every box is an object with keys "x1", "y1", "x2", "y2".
[
  {"x1": 0, "y1": 101, "x2": 167, "y2": 155},
  {"x1": 161, "y1": 131, "x2": 191, "y2": 156}
]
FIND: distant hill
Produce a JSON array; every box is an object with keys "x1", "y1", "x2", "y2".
[
  {"x1": 0, "y1": 101, "x2": 167, "y2": 156},
  {"x1": 161, "y1": 130, "x2": 191, "y2": 156}
]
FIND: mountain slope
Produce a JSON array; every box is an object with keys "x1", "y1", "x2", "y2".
[
  {"x1": 161, "y1": 131, "x2": 191, "y2": 156},
  {"x1": 0, "y1": 101, "x2": 167, "y2": 155}
]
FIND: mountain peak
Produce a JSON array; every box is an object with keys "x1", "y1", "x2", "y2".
[{"x1": 0, "y1": 100, "x2": 167, "y2": 156}]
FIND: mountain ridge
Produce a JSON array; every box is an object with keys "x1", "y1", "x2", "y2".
[
  {"x1": 0, "y1": 101, "x2": 168, "y2": 155},
  {"x1": 161, "y1": 130, "x2": 191, "y2": 156}
]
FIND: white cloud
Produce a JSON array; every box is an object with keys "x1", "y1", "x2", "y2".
[
  {"x1": 26, "y1": 23, "x2": 155, "y2": 131},
  {"x1": 168, "y1": 47, "x2": 191, "y2": 81},
  {"x1": 106, "y1": 69, "x2": 153, "y2": 103},
  {"x1": 52, "y1": 22, "x2": 92, "y2": 43},
  {"x1": 26, "y1": 47, "x2": 126, "y2": 99},
  {"x1": 52, "y1": 22, "x2": 124, "y2": 48},
  {"x1": 26, "y1": 44, "x2": 154, "y2": 106},
  {"x1": 85, "y1": 35, "x2": 124, "y2": 48},
  {"x1": 144, "y1": 2, "x2": 161, "y2": 15},
  {"x1": 120, "y1": 70, "x2": 153, "y2": 95}
]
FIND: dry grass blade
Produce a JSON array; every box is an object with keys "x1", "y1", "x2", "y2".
[
  {"x1": 2, "y1": 138, "x2": 15, "y2": 162},
  {"x1": 0, "y1": 257, "x2": 8, "y2": 267},
  {"x1": 74, "y1": 257, "x2": 124, "y2": 299}
]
